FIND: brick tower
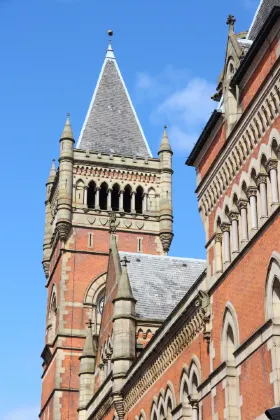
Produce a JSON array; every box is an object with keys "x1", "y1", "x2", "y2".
[{"x1": 40, "y1": 38, "x2": 173, "y2": 420}]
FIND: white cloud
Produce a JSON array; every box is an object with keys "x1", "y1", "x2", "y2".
[
  {"x1": 3, "y1": 405, "x2": 39, "y2": 420},
  {"x1": 138, "y1": 70, "x2": 216, "y2": 152}
]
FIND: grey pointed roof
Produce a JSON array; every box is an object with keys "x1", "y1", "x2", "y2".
[
  {"x1": 247, "y1": 0, "x2": 279, "y2": 40},
  {"x1": 76, "y1": 42, "x2": 152, "y2": 158},
  {"x1": 119, "y1": 252, "x2": 206, "y2": 321}
]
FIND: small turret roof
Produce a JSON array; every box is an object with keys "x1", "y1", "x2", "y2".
[
  {"x1": 61, "y1": 115, "x2": 74, "y2": 141},
  {"x1": 159, "y1": 126, "x2": 172, "y2": 153},
  {"x1": 115, "y1": 256, "x2": 136, "y2": 301},
  {"x1": 76, "y1": 41, "x2": 152, "y2": 158},
  {"x1": 81, "y1": 321, "x2": 97, "y2": 358},
  {"x1": 47, "y1": 159, "x2": 56, "y2": 183}
]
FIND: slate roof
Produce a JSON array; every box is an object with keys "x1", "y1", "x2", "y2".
[
  {"x1": 119, "y1": 252, "x2": 206, "y2": 321},
  {"x1": 76, "y1": 43, "x2": 152, "y2": 158},
  {"x1": 247, "y1": 0, "x2": 280, "y2": 40}
]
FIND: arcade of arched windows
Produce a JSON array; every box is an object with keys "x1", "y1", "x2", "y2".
[
  {"x1": 212, "y1": 131, "x2": 280, "y2": 274},
  {"x1": 74, "y1": 179, "x2": 159, "y2": 215}
]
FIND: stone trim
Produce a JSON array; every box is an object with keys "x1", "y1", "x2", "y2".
[{"x1": 122, "y1": 291, "x2": 210, "y2": 411}]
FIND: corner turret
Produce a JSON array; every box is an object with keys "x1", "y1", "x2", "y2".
[
  {"x1": 42, "y1": 159, "x2": 57, "y2": 277},
  {"x1": 78, "y1": 320, "x2": 97, "y2": 420},
  {"x1": 158, "y1": 126, "x2": 174, "y2": 254},
  {"x1": 57, "y1": 115, "x2": 74, "y2": 242}
]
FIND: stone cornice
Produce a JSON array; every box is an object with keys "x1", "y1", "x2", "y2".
[{"x1": 198, "y1": 60, "x2": 280, "y2": 216}]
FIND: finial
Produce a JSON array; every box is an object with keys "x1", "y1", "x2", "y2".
[
  {"x1": 164, "y1": 125, "x2": 167, "y2": 131},
  {"x1": 226, "y1": 14, "x2": 236, "y2": 30},
  {"x1": 67, "y1": 112, "x2": 70, "y2": 117},
  {"x1": 120, "y1": 256, "x2": 130, "y2": 267},
  {"x1": 108, "y1": 29, "x2": 114, "y2": 37}
]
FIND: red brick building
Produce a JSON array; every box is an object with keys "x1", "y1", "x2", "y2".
[{"x1": 40, "y1": 1, "x2": 280, "y2": 419}]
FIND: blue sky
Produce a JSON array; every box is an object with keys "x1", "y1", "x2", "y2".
[{"x1": 0, "y1": 0, "x2": 259, "y2": 418}]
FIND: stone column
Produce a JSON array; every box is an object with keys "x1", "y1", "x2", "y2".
[
  {"x1": 246, "y1": 186, "x2": 258, "y2": 230},
  {"x1": 84, "y1": 187, "x2": 88, "y2": 206},
  {"x1": 108, "y1": 188, "x2": 112, "y2": 211},
  {"x1": 229, "y1": 212, "x2": 239, "y2": 255},
  {"x1": 221, "y1": 223, "x2": 231, "y2": 266},
  {"x1": 237, "y1": 199, "x2": 248, "y2": 242},
  {"x1": 131, "y1": 191, "x2": 136, "y2": 213},
  {"x1": 96, "y1": 187, "x2": 100, "y2": 210},
  {"x1": 257, "y1": 174, "x2": 268, "y2": 218},
  {"x1": 189, "y1": 398, "x2": 199, "y2": 420},
  {"x1": 215, "y1": 233, "x2": 223, "y2": 274},
  {"x1": 119, "y1": 190, "x2": 124, "y2": 212},
  {"x1": 267, "y1": 159, "x2": 279, "y2": 205},
  {"x1": 143, "y1": 193, "x2": 147, "y2": 213}
]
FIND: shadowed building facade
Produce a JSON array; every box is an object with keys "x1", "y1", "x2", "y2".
[{"x1": 40, "y1": 2, "x2": 280, "y2": 419}]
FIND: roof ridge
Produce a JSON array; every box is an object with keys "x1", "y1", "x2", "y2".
[{"x1": 119, "y1": 251, "x2": 206, "y2": 262}]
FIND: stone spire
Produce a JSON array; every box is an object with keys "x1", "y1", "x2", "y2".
[
  {"x1": 159, "y1": 125, "x2": 172, "y2": 153},
  {"x1": 61, "y1": 114, "x2": 74, "y2": 141},
  {"x1": 78, "y1": 321, "x2": 97, "y2": 420},
  {"x1": 76, "y1": 37, "x2": 152, "y2": 158},
  {"x1": 115, "y1": 256, "x2": 135, "y2": 301},
  {"x1": 47, "y1": 159, "x2": 56, "y2": 184}
]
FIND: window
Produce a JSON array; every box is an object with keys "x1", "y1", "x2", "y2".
[
  {"x1": 112, "y1": 184, "x2": 120, "y2": 211},
  {"x1": 135, "y1": 186, "x2": 144, "y2": 214},
  {"x1": 87, "y1": 181, "x2": 96, "y2": 208},
  {"x1": 98, "y1": 296, "x2": 105, "y2": 315},
  {"x1": 123, "y1": 185, "x2": 132, "y2": 213},
  {"x1": 137, "y1": 237, "x2": 143, "y2": 253},
  {"x1": 100, "y1": 182, "x2": 108, "y2": 210},
  {"x1": 88, "y1": 233, "x2": 94, "y2": 248}
]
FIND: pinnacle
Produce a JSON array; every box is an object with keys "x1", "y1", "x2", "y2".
[
  {"x1": 61, "y1": 114, "x2": 74, "y2": 141},
  {"x1": 115, "y1": 258, "x2": 135, "y2": 301},
  {"x1": 47, "y1": 159, "x2": 56, "y2": 182},
  {"x1": 81, "y1": 320, "x2": 97, "y2": 358},
  {"x1": 159, "y1": 125, "x2": 172, "y2": 153}
]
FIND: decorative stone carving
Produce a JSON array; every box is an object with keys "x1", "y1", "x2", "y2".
[
  {"x1": 57, "y1": 221, "x2": 72, "y2": 242},
  {"x1": 136, "y1": 221, "x2": 144, "y2": 229},
  {"x1": 220, "y1": 223, "x2": 230, "y2": 232},
  {"x1": 266, "y1": 158, "x2": 278, "y2": 173},
  {"x1": 109, "y1": 212, "x2": 117, "y2": 233},
  {"x1": 99, "y1": 217, "x2": 108, "y2": 226},
  {"x1": 160, "y1": 232, "x2": 173, "y2": 253},
  {"x1": 237, "y1": 199, "x2": 248, "y2": 211},
  {"x1": 215, "y1": 233, "x2": 223, "y2": 243},
  {"x1": 256, "y1": 173, "x2": 268, "y2": 187},
  {"x1": 246, "y1": 186, "x2": 258, "y2": 198},
  {"x1": 124, "y1": 220, "x2": 132, "y2": 228},
  {"x1": 228, "y1": 211, "x2": 239, "y2": 222},
  {"x1": 87, "y1": 216, "x2": 96, "y2": 225}
]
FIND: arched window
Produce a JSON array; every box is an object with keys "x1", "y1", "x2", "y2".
[
  {"x1": 123, "y1": 185, "x2": 132, "y2": 213},
  {"x1": 75, "y1": 180, "x2": 84, "y2": 204},
  {"x1": 265, "y1": 254, "x2": 280, "y2": 320},
  {"x1": 111, "y1": 184, "x2": 120, "y2": 212},
  {"x1": 215, "y1": 217, "x2": 223, "y2": 274},
  {"x1": 226, "y1": 324, "x2": 235, "y2": 361},
  {"x1": 87, "y1": 181, "x2": 96, "y2": 209},
  {"x1": 166, "y1": 398, "x2": 172, "y2": 420},
  {"x1": 135, "y1": 186, "x2": 143, "y2": 214},
  {"x1": 47, "y1": 287, "x2": 57, "y2": 344},
  {"x1": 148, "y1": 188, "x2": 156, "y2": 212},
  {"x1": 100, "y1": 182, "x2": 108, "y2": 210}
]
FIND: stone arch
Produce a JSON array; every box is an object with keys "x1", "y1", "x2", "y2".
[
  {"x1": 84, "y1": 272, "x2": 107, "y2": 305},
  {"x1": 111, "y1": 183, "x2": 120, "y2": 212},
  {"x1": 164, "y1": 382, "x2": 176, "y2": 416},
  {"x1": 221, "y1": 302, "x2": 240, "y2": 362},
  {"x1": 47, "y1": 284, "x2": 57, "y2": 344},
  {"x1": 179, "y1": 366, "x2": 191, "y2": 406},
  {"x1": 188, "y1": 355, "x2": 201, "y2": 391},
  {"x1": 265, "y1": 252, "x2": 280, "y2": 320},
  {"x1": 150, "y1": 402, "x2": 158, "y2": 420},
  {"x1": 84, "y1": 272, "x2": 106, "y2": 334},
  {"x1": 148, "y1": 187, "x2": 156, "y2": 212}
]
